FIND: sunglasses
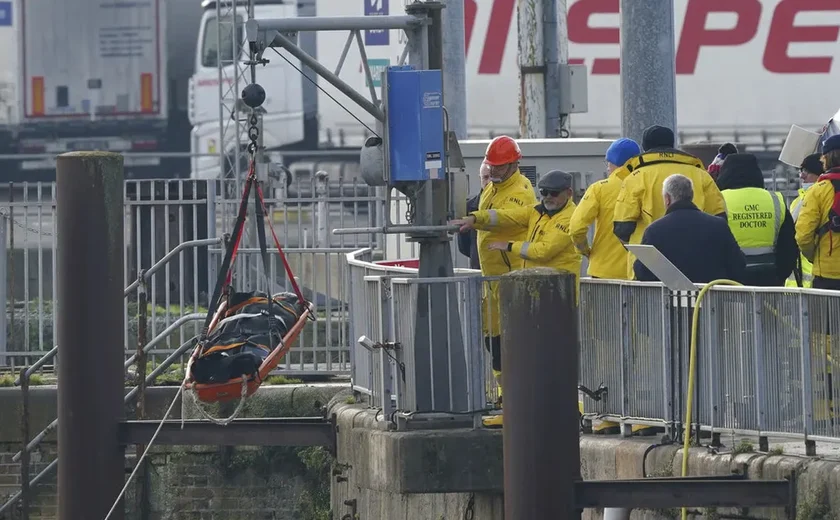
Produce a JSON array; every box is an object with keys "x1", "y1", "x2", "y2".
[{"x1": 539, "y1": 189, "x2": 562, "y2": 197}]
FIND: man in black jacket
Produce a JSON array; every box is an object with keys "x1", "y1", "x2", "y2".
[
  {"x1": 634, "y1": 174, "x2": 747, "y2": 284},
  {"x1": 457, "y1": 162, "x2": 491, "y2": 269}
]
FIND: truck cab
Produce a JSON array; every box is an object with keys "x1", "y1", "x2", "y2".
[{"x1": 189, "y1": 0, "x2": 304, "y2": 180}]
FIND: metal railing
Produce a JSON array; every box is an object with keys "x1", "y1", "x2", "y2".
[
  {"x1": 346, "y1": 249, "x2": 482, "y2": 404},
  {"x1": 346, "y1": 249, "x2": 840, "y2": 446},
  {"x1": 578, "y1": 280, "x2": 840, "y2": 445},
  {"x1": 0, "y1": 176, "x2": 417, "y2": 372},
  {"x1": 0, "y1": 236, "x2": 217, "y2": 518}
]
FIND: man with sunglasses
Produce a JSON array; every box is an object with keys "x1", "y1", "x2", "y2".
[{"x1": 453, "y1": 169, "x2": 582, "y2": 287}]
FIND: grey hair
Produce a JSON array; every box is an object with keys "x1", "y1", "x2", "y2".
[{"x1": 662, "y1": 174, "x2": 694, "y2": 203}]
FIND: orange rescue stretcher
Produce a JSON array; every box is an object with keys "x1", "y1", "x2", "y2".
[{"x1": 184, "y1": 161, "x2": 313, "y2": 404}]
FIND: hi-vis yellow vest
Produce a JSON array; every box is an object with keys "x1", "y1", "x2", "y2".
[
  {"x1": 786, "y1": 188, "x2": 814, "y2": 288},
  {"x1": 721, "y1": 187, "x2": 785, "y2": 267}
]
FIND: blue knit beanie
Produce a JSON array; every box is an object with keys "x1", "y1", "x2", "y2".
[{"x1": 606, "y1": 138, "x2": 641, "y2": 167}]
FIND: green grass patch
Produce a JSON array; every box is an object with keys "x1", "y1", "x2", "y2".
[{"x1": 264, "y1": 375, "x2": 304, "y2": 385}]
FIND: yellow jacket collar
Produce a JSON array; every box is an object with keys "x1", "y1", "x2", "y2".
[
  {"x1": 627, "y1": 150, "x2": 704, "y2": 172},
  {"x1": 492, "y1": 169, "x2": 523, "y2": 188},
  {"x1": 610, "y1": 165, "x2": 631, "y2": 181}
]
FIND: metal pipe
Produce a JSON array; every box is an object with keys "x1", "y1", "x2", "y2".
[
  {"x1": 500, "y1": 268, "x2": 580, "y2": 519},
  {"x1": 12, "y1": 418, "x2": 56, "y2": 463},
  {"x1": 13, "y1": 345, "x2": 58, "y2": 385},
  {"x1": 123, "y1": 336, "x2": 198, "y2": 403},
  {"x1": 332, "y1": 224, "x2": 460, "y2": 235},
  {"x1": 0, "y1": 215, "x2": 6, "y2": 366},
  {"x1": 247, "y1": 15, "x2": 423, "y2": 34},
  {"x1": 123, "y1": 313, "x2": 206, "y2": 368},
  {"x1": 134, "y1": 277, "x2": 149, "y2": 520},
  {"x1": 123, "y1": 238, "x2": 223, "y2": 295},
  {"x1": 19, "y1": 368, "x2": 30, "y2": 520},
  {"x1": 265, "y1": 31, "x2": 385, "y2": 122},
  {"x1": 11, "y1": 234, "x2": 214, "y2": 385},
  {"x1": 0, "y1": 460, "x2": 58, "y2": 517},
  {"x1": 13, "y1": 315, "x2": 205, "y2": 463},
  {"x1": 56, "y1": 151, "x2": 126, "y2": 520}
]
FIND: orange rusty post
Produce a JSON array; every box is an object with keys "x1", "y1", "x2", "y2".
[{"x1": 499, "y1": 268, "x2": 581, "y2": 520}]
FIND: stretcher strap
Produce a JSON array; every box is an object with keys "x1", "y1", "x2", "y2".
[
  {"x1": 201, "y1": 158, "x2": 306, "y2": 342},
  {"x1": 200, "y1": 162, "x2": 255, "y2": 338},
  {"x1": 255, "y1": 181, "x2": 305, "y2": 303}
]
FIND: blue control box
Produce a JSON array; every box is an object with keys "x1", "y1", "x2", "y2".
[{"x1": 385, "y1": 65, "x2": 445, "y2": 182}]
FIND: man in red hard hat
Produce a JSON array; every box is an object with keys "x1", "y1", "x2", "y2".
[{"x1": 475, "y1": 135, "x2": 536, "y2": 428}]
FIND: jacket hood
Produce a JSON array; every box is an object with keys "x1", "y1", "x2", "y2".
[
  {"x1": 716, "y1": 153, "x2": 765, "y2": 190},
  {"x1": 627, "y1": 149, "x2": 704, "y2": 171}
]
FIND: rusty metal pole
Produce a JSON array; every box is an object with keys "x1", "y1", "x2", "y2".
[
  {"x1": 8, "y1": 183, "x2": 14, "y2": 346},
  {"x1": 19, "y1": 367, "x2": 30, "y2": 520},
  {"x1": 518, "y1": 0, "x2": 546, "y2": 138},
  {"x1": 56, "y1": 152, "x2": 125, "y2": 520},
  {"x1": 135, "y1": 274, "x2": 149, "y2": 520},
  {"x1": 499, "y1": 268, "x2": 581, "y2": 519}
]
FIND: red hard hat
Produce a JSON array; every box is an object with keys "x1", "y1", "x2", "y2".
[{"x1": 484, "y1": 136, "x2": 522, "y2": 166}]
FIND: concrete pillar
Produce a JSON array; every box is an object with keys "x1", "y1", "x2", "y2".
[
  {"x1": 56, "y1": 152, "x2": 125, "y2": 520},
  {"x1": 500, "y1": 268, "x2": 580, "y2": 519},
  {"x1": 442, "y1": 0, "x2": 467, "y2": 139},
  {"x1": 620, "y1": 0, "x2": 677, "y2": 145}
]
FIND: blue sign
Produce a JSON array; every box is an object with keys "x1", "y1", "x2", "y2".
[
  {"x1": 0, "y1": 2, "x2": 12, "y2": 27},
  {"x1": 364, "y1": 0, "x2": 389, "y2": 46}
]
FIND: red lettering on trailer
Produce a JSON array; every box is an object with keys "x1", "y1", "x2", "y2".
[
  {"x1": 467, "y1": 0, "x2": 840, "y2": 75},
  {"x1": 764, "y1": 0, "x2": 840, "y2": 73},
  {"x1": 465, "y1": 0, "x2": 477, "y2": 56},
  {"x1": 465, "y1": 0, "x2": 517, "y2": 74},
  {"x1": 567, "y1": 0, "x2": 620, "y2": 74},
  {"x1": 676, "y1": 0, "x2": 762, "y2": 74}
]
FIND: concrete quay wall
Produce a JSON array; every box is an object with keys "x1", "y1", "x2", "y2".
[{"x1": 329, "y1": 392, "x2": 836, "y2": 520}]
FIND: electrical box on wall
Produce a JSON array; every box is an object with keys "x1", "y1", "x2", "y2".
[
  {"x1": 384, "y1": 65, "x2": 446, "y2": 183},
  {"x1": 558, "y1": 63, "x2": 589, "y2": 114}
]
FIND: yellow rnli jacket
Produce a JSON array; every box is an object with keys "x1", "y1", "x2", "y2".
[
  {"x1": 613, "y1": 150, "x2": 727, "y2": 278},
  {"x1": 794, "y1": 172, "x2": 840, "y2": 280},
  {"x1": 471, "y1": 201, "x2": 582, "y2": 278},
  {"x1": 569, "y1": 164, "x2": 632, "y2": 279},
  {"x1": 476, "y1": 170, "x2": 537, "y2": 275},
  {"x1": 785, "y1": 188, "x2": 814, "y2": 287}
]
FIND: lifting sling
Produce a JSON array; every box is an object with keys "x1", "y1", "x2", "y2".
[{"x1": 184, "y1": 158, "x2": 313, "y2": 405}]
